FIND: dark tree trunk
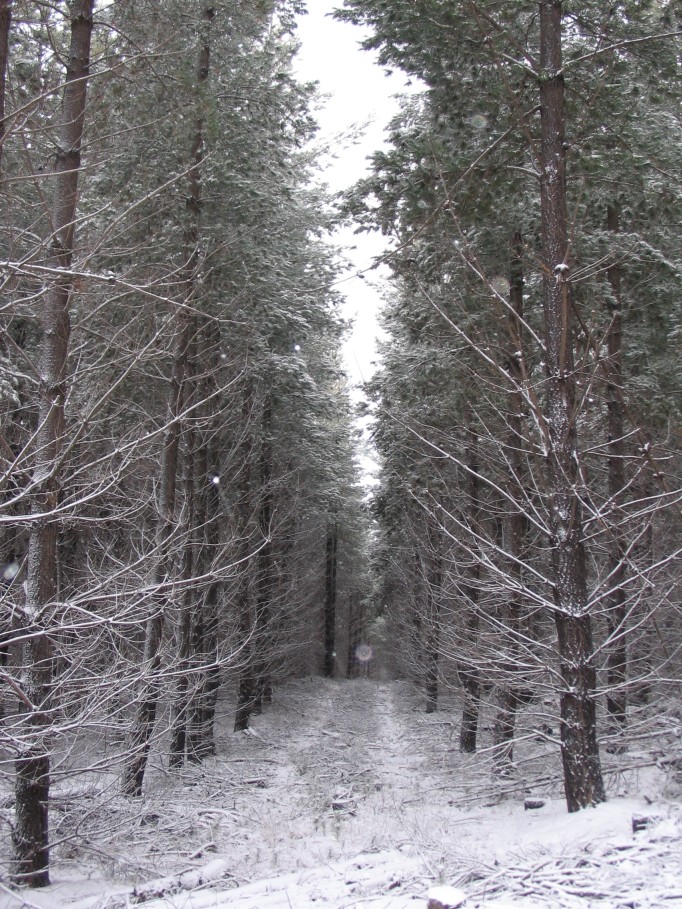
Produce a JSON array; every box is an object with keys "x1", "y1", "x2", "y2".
[
  {"x1": 538, "y1": 0, "x2": 605, "y2": 811},
  {"x1": 234, "y1": 390, "x2": 275, "y2": 729},
  {"x1": 169, "y1": 609, "x2": 194, "y2": 764},
  {"x1": 233, "y1": 383, "x2": 258, "y2": 733},
  {"x1": 323, "y1": 521, "x2": 338, "y2": 678},
  {"x1": 12, "y1": 1, "x2": 94, "y2": 886},
  {"x1": 492, "y1": 688, "x2": 520, "y2": 772},
  {"x1": 424, "y1": 676, "x2": 438, "y2": 713},
  {"x1": 604, "y1": 203, "x2": 628, "y2": 735},
  {"x1": 188, "y1": 652, "x2": 220, "y2": 758},
  {"x1": 121, "y1": 6, "x2": 213, "y2": 796},
  {"x1": 459, "y1": 427, "x2": 481, "y2": 750},
  {"x1": 121, "y1": 611, "x2": 166, "y2": 797},
  {"x1": 169, "y1": 636, "x2": 191, "y2": 767},
  {"x1": 187, "y1": 442, "x2": 222, "y2": 760},
  {"x1": 169, "y1": 338, "x2": 198, "y2": 769},
  {"x1": 424, "y1": 524, "x2": 442, "y2": 713},
  {"x1": 187, "y1": 630, "x2": 220, "y2": 760},
  {"x1": 631, "y1": 483, "x2": 654, "y2": 706},
  {"x1": 12, "y1": 751, "x2": 50, "y2": 885},
  {"x1": 493, "y1": 231, "x2": 529, "y2": 773},
  {"x1": 254, "y1": 394, "x2": 274, "y2": 705},
  {"x1": 182, "y1": 311, "x2": 222, "y2": 760},
  {"x1": 554, "y1": 612, "x2": 605, "y2": 809},
  {"x1": 234, "y1": 675, "x2": 256, "y2": 732},
  {"x1": 0, "y1": 0, "x2": 11, "y2": 178},
  {"x1": 407, "y1": 549, "x2": 424, "y2": 677},
  {"x1": 459, "y1": 669, "x2": 480, "y2": 754},
  {"x1": 347, "y1": 592, "x2": 362, "y2": 678},
  {"x1": 121, "y1": 304, "x2": 190, "y2": 796}
]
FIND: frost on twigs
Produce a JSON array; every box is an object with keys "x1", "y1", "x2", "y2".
[{"x1": 4, "y1": 680, "x2": 681, "y2": 907}]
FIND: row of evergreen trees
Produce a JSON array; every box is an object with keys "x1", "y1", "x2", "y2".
[
  {"x1": 342, "y1": 0, "x2": 681, "y2": 811},
  {"x1": 2, "y1": 0, "x2": 681, "y2": 890},
  {"x1": 0, "y1": 0, "x2": 370, "y2": 886}
]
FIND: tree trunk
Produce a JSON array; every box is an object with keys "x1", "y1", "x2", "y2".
[
  {"x1": 187, "y1": 582, "x2": 221, "y2": 761},
  {"x1": 186, "y1": 364, "x2": 222, "y2": 760},
  {"x1": 13, "y1": 751, "x2": 50, "y2": 885},
  {"x1": 424, "y1": 523, "x2": 442, "y2": 713},
  {"x1": 254, "y1": 394, "x2": 274, "y2": 705},
  {"x1": 323, "y1": 520, "x2": 338, "y2": 678},
  {"x1": 493, "y1": 231, "x2": 531, "y2": 773},
  {"x1": 234, "y1": 671, "x2": 256, "y2": 732},
  {"x1": 121, "y1": 303, "x2": 190, "y2": 796},
  {"x1": 234, "y1": 385, "x2": 258, "y2": 732},
  {"x1": 121, "y1": 6, "x2": 213, "y2": 797},
  {"x1": 492, "y1": 688, "x2": 520, "y2": 772},
  {"x1": 12, "y1": 0, "x2": 94, "y2": 886},
  {"x1": 538, "y1": 0, "x2": 605, "y2": 811},
  {"x1": 459, "y1": 669, "x2": 480, "y2": 754},
  {"x1": 347, "y1": 591, "x2": 362, "y2": 678},
  {"x1": 169, "y1": 336, "x2": 198, "y2": 769},
  {"x1": 630, "y1": 481, "x2": 654, "y2": 706},
  {"x1": 0, "y1": 0, "x2": 11, "y2": 178},
  {"x1": 604, "y1": 202, "x2": 628, "y2": 736},
  {"x1": 234, "y1": 389, "x2": 276, "y2": 729},
  {"x1": 459, "y1": 427, "x2": 481, "y2": 750}
]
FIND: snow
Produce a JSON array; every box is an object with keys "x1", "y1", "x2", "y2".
[
  {"x1": 428, "y1": 885, "x2": 467, "y2": 907},
  {"x1": 0, "y1": 679, "x2": 681, "y2": 909},
  {"x1": 0, "y1": 562, "x2": 19, "y2": 583}
]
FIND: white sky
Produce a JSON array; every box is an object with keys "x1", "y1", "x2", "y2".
[{"x1": 293, "y1": 1, "x2": 410, "y2": 390}]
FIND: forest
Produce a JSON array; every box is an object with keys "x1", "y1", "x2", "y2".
[{"x1": 0, "y1": 1, "x2": 680, "y2": 906}]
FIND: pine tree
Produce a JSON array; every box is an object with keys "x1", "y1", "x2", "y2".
[
  {"x1": 1, "y1": 0, "x2": 370, "y2": 875},
  {"x1": 339, "y1": 0, "x2": 681, "y2": 809},
  {"x1": 11, "y1": 0, "x2": 95, "y2": 884}
]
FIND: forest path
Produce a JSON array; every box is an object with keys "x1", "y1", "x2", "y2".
[
  {"x1": 136, "y1": 676, "x2": 672, "y2": 909},
  {"x1": 212, "y1": 677, "x2": 436, "y2": 900},
  {"x1": 10, "y1": 677, "x2": 679, "y2": 909}
]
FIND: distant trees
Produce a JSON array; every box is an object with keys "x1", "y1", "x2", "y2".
[
  {"x1": 0, "y1": 0, "x2": 369, "y2": 887},
  {"x1": 340, "y1": 0, "x2": 682, "y2": 811}
]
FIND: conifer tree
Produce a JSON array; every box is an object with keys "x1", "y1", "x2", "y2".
[
  {"x1": 340, "y1": 0, "x2": 681, "y2": 810},
  {"x1": 11, "y1": 0, "x2": 95, "y2": 884}
]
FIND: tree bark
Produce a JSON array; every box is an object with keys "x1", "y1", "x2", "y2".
[
  {"x1": 323, "y1": 520, "x2": 338, "y2": 678},
  {"x1": 187, "y1": 582, "x2": 221, "y2": 760},
  {"x1": 12, "y1": 0, "x2": 94, "y2": 886},
  {"x1": 493, "y1": 231, "x2": 529, "y2": 773},
  {"x1": 604, "y1": 202, "x2": 628, "y2": 735},
  {"x1": 121, "y1": 303, "x2": 190, "y2": 796},
  {"x1": 538, "y1": 0, "x2": 605, "y2": 811},
  {"x1": 459, "y1": 428, "x2": 481, "y2": 751},
  {"x1": 424, "y1": 523, "x2": 442, "y2": 713},
  {"x1": 0, "y1": 0, "x2": 11, "y2": 178},
  {"x1": 459, "y1": 667, "x2": 480, "y2": 754},
  {"x1": 169, "y1": 335, "x2": 198, "y2": 768},
  {"x1": 234, "y1": 384, "x2": 258, "y2": 732},
  {"x1": 253, "y1": 394, "x2": 274, "y2": 707},
  {"x1": 347, "y1": 591, "x2": 363, "y2": 678},
  {"x1": 630, "y1": 479, "x2": 654, "y2": 706},
  {"x1": 186, "y1": 354, "x2": 222, "y2": 761},
  {"x1": 121, "y1": 5, "x2": 213, "y2": 796}
]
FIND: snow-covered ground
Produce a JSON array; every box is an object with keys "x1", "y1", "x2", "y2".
[{"x1": 1, "y1": 678, "x2": 681, "y2": 908}]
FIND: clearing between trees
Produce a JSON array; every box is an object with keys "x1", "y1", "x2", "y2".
[{"x1": 1, "y1": 677, "x2": 680, "y2": 909}]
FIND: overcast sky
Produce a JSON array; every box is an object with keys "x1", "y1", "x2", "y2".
[{"x1": 293, "y1": 1, "x2": 409, "y2": 390}]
